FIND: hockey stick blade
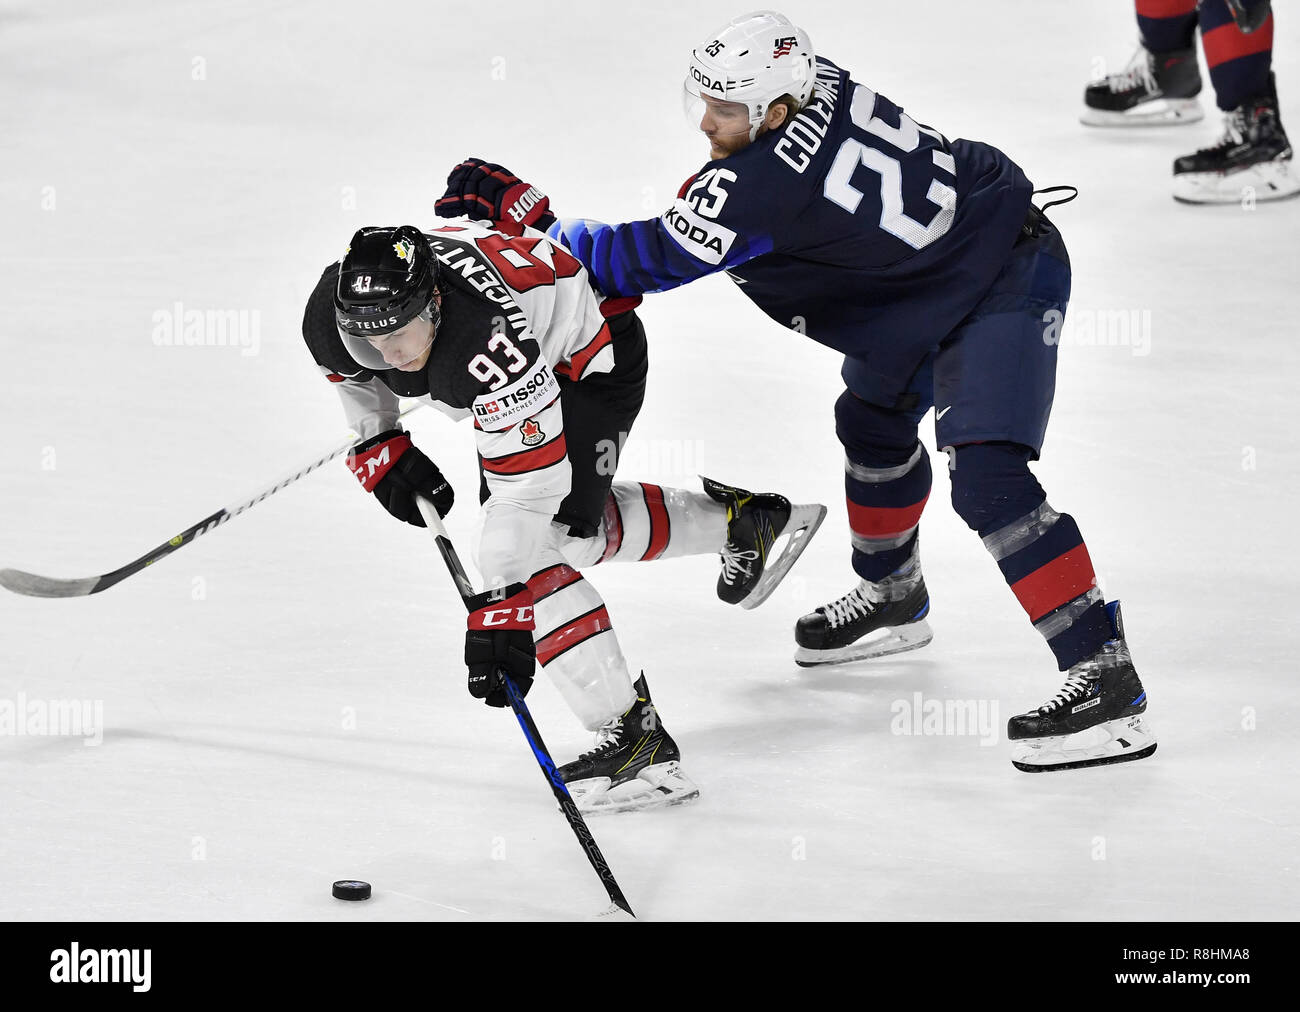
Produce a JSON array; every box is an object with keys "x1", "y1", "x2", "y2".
[
  {"x1": 1, "y1": 403, "x2": 427, "y2": 599},
  {"x1": 414, "y1": 495, "x2": 636, "y2": 918}
]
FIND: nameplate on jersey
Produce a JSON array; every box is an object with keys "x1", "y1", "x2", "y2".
[
  {"x1": 660, "y1": 199, "x2": 737, "y2": 266},
  {"x1": 472, "y1": 361, "x2": 558, "y2": 430}
]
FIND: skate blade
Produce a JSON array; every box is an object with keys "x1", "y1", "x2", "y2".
[
  {"x1": 793, "y1": 619, "x2": 933, "y2": 667},
  {"x1": 1079, "y1": 98, "x2": 1203, "y2": 127},
  {"x1": 1172, "y1": 159, "x2": 1300, "y2": 204},
  {"x1": 738, "y1": 503, "x2": 827, "y2": 611},
  {"x1": 1010, "y1": 714, "x2": 1157, "y2": 772},
  {"x1": 565, "y1": 761, "x2": 700, "y2": 815}
]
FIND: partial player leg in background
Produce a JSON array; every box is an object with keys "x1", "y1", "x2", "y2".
[
  {"x1": 934, "y1": 209, "x2": 1155, "y2": 772},
  {"x1": 794, "y1": 387, "x2": 934, "y2": 667},
  {"x1": 1173, "y1": 1, "x2": 1297, "y2": 203},
  {"x1": 1081, "y1": 0, "x2": 1203, "y2": 126}
]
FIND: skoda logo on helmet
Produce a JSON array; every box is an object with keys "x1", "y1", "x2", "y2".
[{"x1": 690, "y1": 64, "x2": 725, "y2": 93}]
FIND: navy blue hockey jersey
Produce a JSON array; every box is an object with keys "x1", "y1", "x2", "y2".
[{"x1": 549, "y1": 57, "x2": 1037, "y2": 407}]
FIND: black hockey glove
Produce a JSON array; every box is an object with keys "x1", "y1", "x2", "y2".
[
  {"x1": 435, "y1": 158, "x2": 556, "y2": 236},
  {"x1": 465, "y1": 583, "x2": 536, "y2": 708},
  {"x1": 346, "y1": 429, "x2": 453, "y2": 527}
]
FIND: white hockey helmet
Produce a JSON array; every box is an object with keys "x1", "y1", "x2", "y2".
[{"x1": 683, "y1": 10, "x2": 816, "y2": 140}]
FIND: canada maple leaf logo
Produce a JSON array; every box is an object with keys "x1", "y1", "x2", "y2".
[{"x1": 519, "y1": 418, "x2": 544, "y2": 446}]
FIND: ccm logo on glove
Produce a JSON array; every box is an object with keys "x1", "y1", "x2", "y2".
[
  {"x1": 347, "y1": 432, "x2": 410, "y2": 491},
  {"x1": 470, "y1": 604, "x2": 535, "y2": 628}
]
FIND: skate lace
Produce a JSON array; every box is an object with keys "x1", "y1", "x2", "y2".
[
  {"x1": 1106, "y1": 47, "x2": 1155, "y2": 93},
  {"x1": 1038, "y1": 669, "x2": 1098, "y2": 714},
  {"x1": 1196, "y1": 108, "x2": 1249, "y2": 154},
  {"x1": 578, "y1": 717, "x2": 625, "y2": 760},
  {"x1": 822, "y1": 581, "x2": 882, "y2": 629},
  {"x1": 719, "y1": 543, "x2": 761, "y2": 585}
]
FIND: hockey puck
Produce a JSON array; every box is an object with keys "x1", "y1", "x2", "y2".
[{"x1": 332, "y1": 880, "x2": 371, "y2": 901}]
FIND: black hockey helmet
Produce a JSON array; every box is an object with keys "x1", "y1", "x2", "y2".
[{"x1": 335, "y1": 225, "x2": 440, "y2": 370}]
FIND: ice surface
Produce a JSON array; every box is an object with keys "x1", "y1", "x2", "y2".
[{"x1": 1, "y1": 0, "x2": 1297, "y2": 921}]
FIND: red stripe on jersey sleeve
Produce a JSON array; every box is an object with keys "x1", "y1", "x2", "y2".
[
  {"x1": 599, "y1": 296, "x2": 643, "y2": 317},
  {"x1": 482, "y1": 433, "x2": 568, "y2": 475},
  {"x1": 535, "y1": 606, "x2": 612, "y2": 666},
  {"x1": 640, "y1": 483, "x2": 671, "y2": 561},
  {"x1": 565, "y1": 323, "x2": 613, "y2": 380}
]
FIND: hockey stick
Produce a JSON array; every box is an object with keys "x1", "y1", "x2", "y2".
[
  {"x1": 0, "y1": 402, "x2": 427, "y2": 599},
  {"x1": 413, "y1": 495, "x2": 636, "y2": 918}
]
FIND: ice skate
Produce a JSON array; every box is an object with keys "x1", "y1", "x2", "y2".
[
  {"x1": 703, "y1": 476, "x2": 826, "y2": 610},
  {"x1": 1008, "y1": 602, "x2": 1157, "y2": 772},
  {"x1": 557, "y1": 673, "x2": 699, "y2": 814},
  {"x1": 794, "y1": 556, "x2": 932, "y2": 667},
  {"x1": 1172, "y1": 79, "x2": 1299, "y2": 204},
  {"x1": 1080, "y1": 44, "x2": 1203, "y2": 127}
]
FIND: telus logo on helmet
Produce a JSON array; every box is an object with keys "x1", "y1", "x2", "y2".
[{"x1": 348, "y1": 315, "x2": 400, "y2": 332}]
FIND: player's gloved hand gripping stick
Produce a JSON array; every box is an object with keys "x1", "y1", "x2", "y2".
[{"x1": 413, "y1": 494, "x2": 634, "y2": 918}]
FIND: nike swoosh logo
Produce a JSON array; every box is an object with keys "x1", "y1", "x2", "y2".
[{"x1": 936, "y1": 406, "x2": 953, "y2": 419}]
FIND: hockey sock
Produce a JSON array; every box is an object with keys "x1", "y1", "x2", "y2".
[
  {"x1": 950, "y1": 444, "x2": 1111, "y2": 670},
  {"x1": 835, "y1": 389, "x2": 931, "y2": 582},
  {"x1": 1199, "y1": 0, "x2": 1274, "y2": 110},
  {"x1": 527, "y1": 554, "x2": 637, "y2": 729},
  {"x1": 845, "y1": 441, "x2": 931, "y2": 582},
  {"x1": 590, "y1": 481, "x2": 727, "y2": 564},
  {"x1": 1136, "y1": 0, "x2": 1199, "y2": 54}
]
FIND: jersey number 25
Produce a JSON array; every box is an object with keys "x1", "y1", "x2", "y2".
[{"x1": 823, "y1": 85, "x2": 958, "y2": 250}]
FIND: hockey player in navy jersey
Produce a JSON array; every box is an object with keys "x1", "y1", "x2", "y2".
[
  {"x1": 302, "y1": 222, "x2": 824, "y2": 811},
  {"x1": 436, "y1": 11, "x2": 1155, "y2": 773}
]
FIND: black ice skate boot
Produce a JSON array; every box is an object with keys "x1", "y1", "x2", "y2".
[
  {"x1": 557, "y1": 673, "x2": 699, "y2": 814},
  {"x1": 793, "y1": 552, "x2": 933, "y2": 667},
  {"x1": 1008, "y1": 602, "x2": 1157, "y2": 772},
  {"x1": 1081, "y1": 44, "x2": 1203, "y2": 126},
  {"x1": 1172, "y1": 77, "x2": 1299, "y2": 203},
  {"x1": 703, "y1": 476, "x2": 826, "y2": 610}
]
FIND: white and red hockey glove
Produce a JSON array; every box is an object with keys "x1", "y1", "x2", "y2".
[
  {"x1": 435, "y1": 158, "x2": 556, "y2": 236},
  {"x1": 465, "y1": 583, "x2": 536, "y2": 708},
  {"x1": 346, "y1": 429, "x2": 453, "y2": 527}
]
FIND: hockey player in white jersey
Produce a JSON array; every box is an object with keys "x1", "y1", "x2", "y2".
[{"x1": 302, "y1": 222, "x2": 825, "y2": 811}]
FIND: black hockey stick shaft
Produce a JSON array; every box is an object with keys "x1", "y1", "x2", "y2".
[
  {"x1": 414, "y1": 496, "x2": 635, "y2": 918},
  {"x1": 0, "y1": 403, "x2": 426, "y2": 598}
]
